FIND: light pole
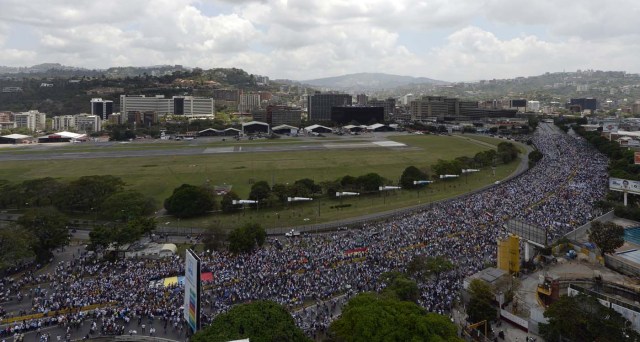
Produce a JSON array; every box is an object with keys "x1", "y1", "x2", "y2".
[
  {"x1": 378, "y1": 186, "x2": 401, "y2": 205},
  {"x1": 335, "y1": 192, "x2": 359, "y2": 206},
  {"x1": 412, "y1": 180, "x2": 433, "y2": 202}
]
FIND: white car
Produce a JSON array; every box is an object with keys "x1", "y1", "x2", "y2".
[{"x1": 285, "y1": 229, "x2": 301, "y2": 237}]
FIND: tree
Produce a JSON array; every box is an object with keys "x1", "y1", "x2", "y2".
[
  {"x1": 164, "y1": 184, "x2": 216, "y2": 218},
  {"x1": 466, "y1": 279, "x2": 496, "y2": 324},
  {"x1": 59, "y1": 175, "x2": 125, "y2": 212},
  {"x1": 88, "y1": 218, "x2": 155, "y2": 253},
  {"x1": 100, "y1": 190, "x2": 156, "y2": 221},
  {"x1": 399, "y1": 166, "x2": 429, "y2": 189},
  {"x1": 227, "y1": 223, "x2": 266, "y2": 253},
  {"x1": 329, "y1": 292, "x2": 461, "y2": 342},
  {"x1": 432, "y1": 159, "x2": 462, "y2": 177},
  {"x1": 540, "y1": 294, "x2": 640, "y2": 342},
  {"x1": 220, "y1": 191, "x2": 242, "y2": 213},
  {"x1": 497, "y1": 142, "x2": 519, "y2": 164},
  {"x1": 407, "y1": 255, "x2": 454, "y2": 281},
  {"x1": 191, "y1": 300, "x2": 310, "y2": 342},
  {"x1": 380, "y1": 272, "x2": 419, "y2": 303},
  {"x1": 589, "y1": 221, "x2": 624, "y2": 256},
  {"x1": 355, "y1": 173, "x2": 385, "y2": 192},
  {"x1": 294, "y1": 178, "x2": 321, "y2": 194},
  {"x1": 248, "y1": 180, "x2": 271, "y2": 203},
  {"x1": 0, "y1": 224, "x2": 35, "y2": 271},
  {"x1": 17, "y1": 207, "x2": 69, "y2": 263},
  {"x1": 528, "y1": 150, "x2": 543, "y2": 166}
]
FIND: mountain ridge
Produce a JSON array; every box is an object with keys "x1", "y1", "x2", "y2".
[{"x1": 299, "y1": 72, "x2": 449, "y2": 92}]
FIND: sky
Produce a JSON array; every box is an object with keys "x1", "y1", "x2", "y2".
[{"x1": 0, "y1": 0, "x2": 639, "y2": 82}]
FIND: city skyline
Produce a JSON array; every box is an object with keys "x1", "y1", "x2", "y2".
[{"x1": 0, "y1": 0, "x2": 639, "y2": 82}]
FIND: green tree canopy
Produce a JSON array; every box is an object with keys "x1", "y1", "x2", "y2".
[
  {"x1": 432, "y1": 159, "x2": 463, "y2": 177},
  {"x1": 221, "y1": 190, "x2": 242, "y2": 213},
  {"x1": 248, "y1": 180, "x2": 272, "y2": 203},
  {"x1": 356, "y1": 173, "x2": 386, "y2": 193},
  {"x1": 88, "y1": 217, "x2": 156, "y2": 253},
  {"x1": 17, "y1": 207, "x2": 69, "y2": 262},
  {"x1": 407, "y1": 255, "x2": 454, "y2": 281},
  {"x1": 59, "y1": 175, "x2": 125, "y2": 212},
  {"x1": 589, "y1": 221, "x2": 624, "y2": 256},
  {"x1": 497, "y1": 142, "x2": 519, "y2": 164},
  {"x1": 380, "y1": 272, "x2": 419, "y2": 303},
  {"x1": 191, "y1": 300, "x2": 310, "y2": 342},
  {"x1": 227, "y1": 222, "x2": 267, "y2": 254},
  {"x1": 329, "y1": 292, "x2": 461, "y2": 342},
  {"x1": 164, "y1": 184, "x2": 216, "y2": 218},
  {"x1": 100, "y1": 190, "x2": 156, "y2": 221},
  {"x1": 466, "y1": 279, "x2": 497, "y2": 325},
  {"x1": 540, "y1": 294, "x2": 640, "y2": 342},
  {"x1": 0, "y1": 224, "x2": 35, "y2": 271},
  {"x1": 399, "y1": 166, "x2": 429, "y2": 189},
  {"x1": 474, "y1": 150, "x2": 497, "y2": 167}
]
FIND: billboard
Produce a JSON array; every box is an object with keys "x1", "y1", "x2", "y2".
[
  {"x1": 635, "y1": 152, "x2": 640, "y2": 165},
  {"x1": 602, "y1": 121, "x2": 619, "y2": 133},
  {"x1": 184, "y1": 249, "x2": 201, "y2": 333},
  {"x1": 609, "y1": 177, "x2": 640, "y2": 195}
]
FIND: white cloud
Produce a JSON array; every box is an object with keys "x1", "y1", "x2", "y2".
[{"x1": 0, "y1": 0, "x2": 639, "y2": 80}]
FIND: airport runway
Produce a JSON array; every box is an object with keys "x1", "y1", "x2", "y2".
[{"x1": 0, "y1": 139, "x2": 411, "y2": 162}]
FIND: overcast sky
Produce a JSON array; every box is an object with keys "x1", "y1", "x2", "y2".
[{"x1": 1, "y1": 0, "x2": 639, "y2": 82}]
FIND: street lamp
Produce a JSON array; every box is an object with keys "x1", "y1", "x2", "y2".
[
  {"x1": 461, "y1": 169, "x2": 480, "y2": 184},
  {"x1": 336, "y1": 191, "x2": 359, "y2": 205},
  {"x1": 232, "y1": 199, "x2": 259, "y2": 216},
  {"x1": 378, "y1": 186, "x2": 401, "y2": 204},
  {"x1": 412, "y1": 180, "x2": 433, "y2": 201}
]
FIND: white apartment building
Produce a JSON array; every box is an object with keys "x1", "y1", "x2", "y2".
[
  {"x1": 120, "y1": 95, "x2": 215, "y2": 118},
  {"x1": 238, "y1": 93, "x2": 261, "y2": 113},
  {"x1": 14, "y1": 110, "x2": 46, "y2": 131},
  {"x1": 74, "y1": 114, "x2": 101, "y2": 133},
  {"x1": 52, "y1": 115, "x2": 76, "y2": 131}
]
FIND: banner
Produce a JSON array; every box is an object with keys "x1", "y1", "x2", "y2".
[
  {"x1": 602, "y1": 121, "x2": 619, "y2": 133},
  {"x1": 610, "y1": 178, "x2": 640, "y2": 195},
  {"x1": 184, "y1": 249, "x2": 201, "y2": 333},
  {"x1": 635, "y1": 152, "x2": 640, "y2": 165}
]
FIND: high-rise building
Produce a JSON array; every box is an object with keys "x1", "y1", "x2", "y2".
[
  {"x1": 331, "y1": 106, "x2": 384, "y2": 125},
  {"x1": 238, "y1": 93, "x2": 261, "y2": 113},
  {"x1": 120, "y1": 95, "x2": 215, "y2": 118},
  {"x1": 75, "y1": 114, "x2": 101, "y2": 133},
  {"x1": 0, "y1": 111, "x2": 14, "y2": 130},
  {"x1": 257, "y1": 105, "x2": 302, "y2": 126},
  {"x1": 411, "y1": 96, "x2": 515, "y2": 121},
  {"x1": 14, "y1": 110, "x2": 46, "y2": 131},
  {"x1": 568, "y1": 98, "x2": 597, "y2": 113},
  {"x1": 307, "y1": 92, "x2": 352, "y2": 121},
  {"x1": 368, "y1": 98, "x2": 396, "y2": 120},
  {"x1": 52, "y1": 115, "x2": 76, "y2": 131},
  {"x1": 90, "y1": 98, "x2": 114, "y2": 120},
  {"x1": 356, "y1": 94, "x2": 368, "y2": 105}
]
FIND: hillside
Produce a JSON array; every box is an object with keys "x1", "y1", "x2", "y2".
[{"x1": 301, "y1": 72, "x2": 449, "y2": 92}]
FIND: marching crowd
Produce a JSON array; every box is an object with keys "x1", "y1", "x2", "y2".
[{"x1": 0, "y1": 123, "x2": 609, "y2": 340}]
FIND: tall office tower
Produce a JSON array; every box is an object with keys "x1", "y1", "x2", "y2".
[
  {"x1": 307, "y1": 92, "x2": 352, "y2": 121},
  {"x1": 90, "y1": 98, "x2": 114, "y2": 120}
]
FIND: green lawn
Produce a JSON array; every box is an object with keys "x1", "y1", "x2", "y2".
[{"x1": 0, "y1": 134, "x2": 523, "y2": 230}]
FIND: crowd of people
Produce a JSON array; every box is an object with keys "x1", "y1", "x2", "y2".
[{"x1": 0, "y1": 122, "x2": 609, "y2": 340}]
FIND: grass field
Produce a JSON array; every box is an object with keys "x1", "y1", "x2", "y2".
[{"x1": 0, "y1": 134, "x2": 523, "y2": 229}]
